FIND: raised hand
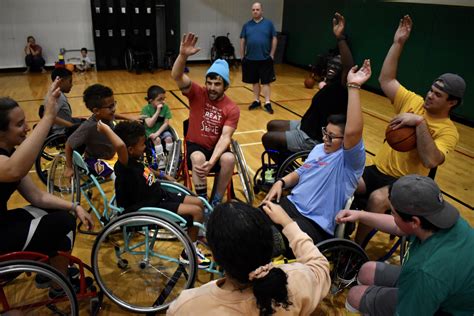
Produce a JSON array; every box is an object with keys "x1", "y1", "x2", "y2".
[
  {"x1": 394, "y1": 15, "x2": 412, "y2": 44},
  {"x1": 347, "y1": 59, "x2": 371, "y2": 86},
  {"x1": 335, "y1": 209, "x2": 360, "y2": 224},
  {"x1": 43, "y1": 77, "x2": 62, "y2": 119},
  {"x1": 332, "y1": 12, "x2": 346, "y2": 39},
  {"x1": 179, "y1": 33, "x2": 201, "y2": 57},
  {"x1": 261, "y1": 201, "x2": 293, "y2": 227}
]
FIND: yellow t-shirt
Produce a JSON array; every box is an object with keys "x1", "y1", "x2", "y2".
[{"x1": 374, "y1": 85, "x2": 459, "y2": 178}]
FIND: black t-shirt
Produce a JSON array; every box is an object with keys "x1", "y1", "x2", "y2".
[
  {"x1": 0, "y1": 148, "x2": 21, "y2": 214},
  {"x1": 300, "y1": 83, "x2": 348, "y2": 142},
  {"x1": 114, "y1": 159, "x2": 163, "y2": 212}
]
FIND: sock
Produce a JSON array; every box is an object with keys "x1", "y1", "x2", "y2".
[
  {"x1": 154, "y1": 144, "x2": 164, "y2": 156},
  {"x1": 196, "y1": 185, "x2": 207, "y2": 200}
]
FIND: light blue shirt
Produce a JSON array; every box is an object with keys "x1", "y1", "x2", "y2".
[
  {"x1": 288, "y1": 140, "x2": 365, "y2": 235},
  {"x1": 240, "y1": 18, "x2": 276, "y2": 60}
]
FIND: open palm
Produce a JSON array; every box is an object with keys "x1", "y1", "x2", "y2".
[
  {"x1": 347, "y1": 59, "x2": 371, "y2": 85},
  {"x1": 180, "y1": 33, "x2": 201, "y2": 57},
  {"x1": 394, "y1": 15, "x2": 412, "y2": 44}
]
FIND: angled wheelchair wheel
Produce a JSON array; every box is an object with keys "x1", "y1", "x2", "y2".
[
  {"x1": 165, "y1": 139, "x2": 182, "y2": 179},
  {"x1": 124, "y1": 48, "x2": 134, "y2": 72},
  {"x1": 35, "y1": 133, "x2": 67, "y2": 185},
  {"x1": 91, "y1": 212, "x2": 197, "y2": 313},
  {"x1": 316, "y1": 238, "x2": 369, "y2": 295},
  {"x1": 276, "y1": 150, "x2": 311, "y2": 179},
  {"x1": 47, "y1": 153, "x2": 81, "y2": 203},
  {"x1": 231, "y1": 140, "x2": 255, "y2": 204},
  {"x1": 0, "y1": 260, "x2": 78, "y2": 315}
]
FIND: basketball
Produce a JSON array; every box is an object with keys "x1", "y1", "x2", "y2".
[
  {"x1": 385, "y1": 125, "x2": 417, "y2": 152},
  {"x1": 304, "y1": 77, "x2": 315, "y2": 89},
  {"x1": 65, "y1": 64, "x2": 75, "y2": 72}
]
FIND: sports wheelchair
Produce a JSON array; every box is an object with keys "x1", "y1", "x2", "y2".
[
  {"x1": 210, "y1": 33, "x2": 237, "y2": 68},
  {"x1": 144, "y1": 126, "x2": 182, "y2": 179},
  {"x1": 0, "y1": 251, "x2": 101, "y2": 315},
  {"x1": 254, "y1": 149, "x2": 310, "y2": 194},
  {"x1": 124, "y1": 47, "x2": 154, "y2": 74}
]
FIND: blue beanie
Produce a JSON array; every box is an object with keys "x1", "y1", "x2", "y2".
[{"x1": 206, "y1": 59, "x2": 230, "y2": 85}]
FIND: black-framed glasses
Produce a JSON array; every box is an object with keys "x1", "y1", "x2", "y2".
[
  {"x1": 101, "y1": 101, "x2": 117, "y2": 110},
  {"x1": 321, "y1": 127, "x2": 344, "y2": 143}
]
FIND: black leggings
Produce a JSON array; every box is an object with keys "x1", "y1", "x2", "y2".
[{"x1": 0, "y1": 206, "x2": 76, "y2": 257}]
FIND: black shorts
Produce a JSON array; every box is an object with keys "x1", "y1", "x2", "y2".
[
  {"x1": 242, "y1": 57, "x2": 276, "y2": 84},
  {"x1": 362, "y1": 165, "x2": 398, "y2": 197},
  {"x1": 186, "y1": 141, "x2": 231, "y2": 173},
  {"x1": 275, "y1": 196, "x2": 332, "y2": 258},
  {"x1": 155, "y1": 190, "x2": 186, "y2": 214}
]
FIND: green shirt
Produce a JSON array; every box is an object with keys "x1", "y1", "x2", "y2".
[
  {"x1": 141, "y1": 103, "x2": 172, "y2": 137},
  {"x1": 396, "y1": 217, "x2": 474, "y2": 316}
]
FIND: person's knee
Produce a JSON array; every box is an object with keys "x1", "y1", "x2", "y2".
[
  {"x1": 220, "y1": 152, "x2": 235, "y2": 169},
  {"x1": 164, "y1": 136, "x2": 173, "y2": 143},
  {"x1": 357, "y1": 261, "x2": 377, "y2": 285},
  {"x1": 347, "y1": 285, "x2": 368, "y2": 310},
  {"x1": 367, "y1": 187, "x2": 390, "y2": 213},
  {"x1": 267, "y1": 120, "x2": 278, "y2": 131},
  {"x1": 190, "y1": 151, "x2": 206, "y2": 165}
]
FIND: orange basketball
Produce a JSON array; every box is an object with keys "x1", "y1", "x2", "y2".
[
  {"x1": 385, "y1": 125, "x2": 417, "y2": 152},
  {"x1": 65, "y1": 64, "x2": 75, "y2": 72},
  {"x1": 304, "y1": 77, "x2": 315, "y2": 89}
]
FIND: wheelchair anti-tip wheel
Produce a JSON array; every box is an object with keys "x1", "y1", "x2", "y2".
[
  {"x1": 47, "y1": 153, "x2": 81, "y2": 203},
  {"x1": 35, "y1": 133, "x2": 67, "y2": 185},
  {"x1": 231, "y1": 139, "x2": 255, "y2": 204},
  {"x1": 316, "y1": 238, "x2": 369, "y2": 295},
  {"x1": 91, "y1": 212, "x2": 197, "y2": 313},
  {"x1": 0, "y1": 260, "x2": 78, "y2": 315}
]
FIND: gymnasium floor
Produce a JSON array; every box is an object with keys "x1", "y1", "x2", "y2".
[{"x1": 2, "y1": 63, "x2": 473, "y2": 315}]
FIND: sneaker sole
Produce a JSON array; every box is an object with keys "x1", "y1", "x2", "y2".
[{"x1": 179, "y1": 256, "x2": 211, "y2": 269}]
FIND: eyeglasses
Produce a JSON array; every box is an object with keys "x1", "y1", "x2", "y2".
[
  {"x1": 101, "y1": 101, "x2": 117, "y2": 110},
  {"x1": 321, "y1": 127, "x2": 344, "y2": 143}
]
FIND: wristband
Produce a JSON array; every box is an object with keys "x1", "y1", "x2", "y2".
[
  {"x1": 347, "y1": 83, "x2": 361, "y2": 89},
  {"x1": 70, "y1": 202, "x2": 78, "y2": 215},
  {"x1": 277, "y1": 178, "x2": 286, "y2": 189}
]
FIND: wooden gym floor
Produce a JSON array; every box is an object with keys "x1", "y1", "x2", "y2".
[{"x1": 2, "y1": 63, "x2": 473, "y2": 315}]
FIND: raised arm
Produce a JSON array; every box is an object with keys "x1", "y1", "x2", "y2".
[
  {"x1": 97, "y1": 120, "x2": 128, "y2": 166},
  {"x1": 171, "y1": 33, "x2": 200, "y2": 93},
  {"x1": 379, "y1": 15, "x2": 412, "y2": 102},
  {"x1": 333, "y1": 12, "x2": 354, "y2": 86},
  {"x1": 0, "y1": 78, "x2": 61, "y2": 182},
  {"x1": 343, "y1": 59, "x2": 371, "y2": 150}
]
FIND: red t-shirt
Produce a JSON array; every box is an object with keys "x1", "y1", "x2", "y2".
[{"x1": 183, "y1": 82, "x2": 240, "y2": 150}]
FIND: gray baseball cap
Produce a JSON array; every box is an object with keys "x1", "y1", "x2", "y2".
[
  {"x1": 434, "y1": 73, "x2": 466, "y2": 99},
  {"x1": 390, "y1": 174, "x2": 459, "y2": 229}
]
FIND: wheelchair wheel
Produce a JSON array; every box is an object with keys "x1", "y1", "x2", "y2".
[
  {"x1": 276, "y1": 150, "x2": 311, "y2": 179},
  {"x1": 210, "y1": 46, "x2": 217, "y2": 64},
  {"x1": 0, "y1": 260, "x2": 78, "y2": 315},
  {"x1": 231, "y1": 140, "x2": 255, "y2": 204},
  {"x1": 166, "y1": 139, "x2": 182, "y2": 179},
  {"x1": 47, "y1": 153, "x2": 81, "y2": 203},
  {"x1": 316, "y1": 238, "x2": 369, "y2": 295},
  {"x1": 35, "y1": 133, "x2": 67, "y2": 185},
  {"x1": 124, "y1": 48, "x2": 134, "y2": 72},
  {"x1": 91, "y1": 212, "x2": 197, "y2": 313}
]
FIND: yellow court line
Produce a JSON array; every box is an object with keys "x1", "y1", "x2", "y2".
[
  {"x1": 233, "y1": 129, "x2": 265, "y2": 135},
  {"x1": 239, "y1": 142, "x2": 262, "y2": 147}
]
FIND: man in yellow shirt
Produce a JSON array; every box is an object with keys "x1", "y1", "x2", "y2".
[{"x1": 354, "y1": 15, "x2": 465, "y2": 245}]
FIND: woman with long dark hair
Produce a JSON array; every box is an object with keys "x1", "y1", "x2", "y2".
[{"x1": 168, "y1": 201, "x2": 330, "y2": 315}]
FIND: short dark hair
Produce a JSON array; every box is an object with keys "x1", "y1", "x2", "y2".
[
  {"x1": 388, "y1": 184, "x2": 440, "y2": 232},
  {"x1": 0, "y1": 97, "x2": 20, "y2": 131},
  {"x1": 447, "y1": 95, "x2": 462, "y2": 111},
  {"x1": 327, "y1": 114, "x2": 346, "y2": 133},
  {"x1": 114, "y1": 121, "x2": 145, "y2": 147},
  {"x1": 206, "y1": 73, "x2": 228, "y2": 88},
  {"x1": 82, "y1": 84, "x2": 113, "y2": 111},
  {"x1": 51, "y1": 68, "x2": 72, "y2": 82},
  {"x1": 81, "y1": 47, "x2": 88, "y2": 53},
  {"x1": 207, "y1": 202, "x2": 292, "y2": 315},
  {"x1": 27, "y1": 36, "x2": 35, "y2": 42},
  {"x1": 146, "y1": 85, "x2": 166, "y2": 102}
]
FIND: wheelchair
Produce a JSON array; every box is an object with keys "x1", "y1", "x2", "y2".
[
  {"x1": 210, "y1": 33, "x2": 237, "y2": 68},
  {"x1": 0, "y1": 251, "x2": 101, "y2": 315},
  {"x1": 253, "y1": 149, "x2": 311, "y2": 194},
  {"x1": 144, "y1": 126, "x2": 182, "y2": 179},
  {"x1": 124, "y1": 47, "x2": 154, "y2": 74}
]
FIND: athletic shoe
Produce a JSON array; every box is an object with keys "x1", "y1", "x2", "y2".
[
  {"x1": 179, "y1": 248, "x2": 211, "y2": 269},
  {"x1": 35, "y1": 266, "x2": 80, "y2": 289},
  {"x1": 248, "y1": 100, "x2": 261, "y2": 110},
  {"x1": 264, "y1": 103, "x2": 274, "y2": 114},
  {"x1": 48, "y1": 276, "x2": 93, "y2": 299}
]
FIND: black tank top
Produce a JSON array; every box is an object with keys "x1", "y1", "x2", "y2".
[{"x1": 0, "y1": 148, "x2": 21, "y2": 213}]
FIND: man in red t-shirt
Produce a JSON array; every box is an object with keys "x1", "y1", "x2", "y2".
[{"x1": 171, "y1": 33, "x2": 240, "y2": 206}]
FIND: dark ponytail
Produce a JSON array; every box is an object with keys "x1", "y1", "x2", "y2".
[
  {"x1": 253, "y1": 268, "x2": 292, "y2": 315},
  {"x1": 207, "y1": 202, "x2": 293, "y2": 315}
]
